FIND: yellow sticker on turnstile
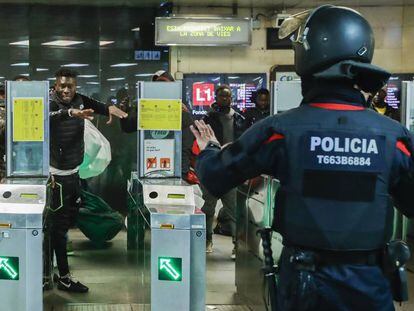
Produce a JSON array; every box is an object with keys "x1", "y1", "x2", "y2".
[
  {"x1": 138, "y1": 99, "x2": 182, "y2": 131},
  {"x1": 13, "y1": 97, "x2": 44, "y2": 142}
]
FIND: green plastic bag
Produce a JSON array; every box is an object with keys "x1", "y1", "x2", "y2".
[{"x1": 76, "y1": 190, "x2": 124, "y2": 246}]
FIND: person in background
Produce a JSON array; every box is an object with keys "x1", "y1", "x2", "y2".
[
  {"x1": 372, "y1": 85, "x2": 401, "y2": 122},
  {"x1": 49, "y1": 68, "x2": 127, "y2": 293},
  {"x1": 244, "y1": 88, "x2": 270, "y2": 128},
  {"x1": 191, "y1": 5, "x2": 414, "y2": 310},
  {"x1": 200, "y1": 85, "x2": 245, "y2": 257}
]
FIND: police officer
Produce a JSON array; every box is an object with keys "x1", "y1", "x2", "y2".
[{"x1": 190, "y1": 5, "x2": 414, "y2": 311}]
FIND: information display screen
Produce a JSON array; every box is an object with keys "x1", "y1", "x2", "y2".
[
  {"x1": 155, "y1": 17, "x2": 251, "y2": 46},
  {"x1": 227, "y1": 74, "x2": 266, "y2": 110},
  {"x1": 183, "y1": 73, "x2": 267, "y2": 119},
  {"x1": 385, "y1": 74, "x2": 414, "y2": 108}
]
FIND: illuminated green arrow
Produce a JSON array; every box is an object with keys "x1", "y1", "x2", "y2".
[
  {"x1": 0, "y1": 258, "x2": 17, "y2": 279},
  {"x1": 160, "y1": 258, "x2": 180, "y2": 280}
]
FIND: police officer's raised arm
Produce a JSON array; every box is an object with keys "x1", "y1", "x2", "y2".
[{"x1": 190, "y1": 118, "x2": 284, "y2": 197}]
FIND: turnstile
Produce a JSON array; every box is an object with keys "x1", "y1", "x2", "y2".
[
  {"x1": 0, "y1": 178, "x2": 48, "y2": 311},
  {"x1": 130, "y1": 174, "x2": 206, "y2": 311}
]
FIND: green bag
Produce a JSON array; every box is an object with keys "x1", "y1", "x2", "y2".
[{"x1": 76, "y1": 190, "x2": 124, "y2": 246}]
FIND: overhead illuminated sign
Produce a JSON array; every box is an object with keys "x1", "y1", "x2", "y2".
[
  {"x1": 155, "y1": 17, "x2": 252, "y2": 46},
  {"x1": 0, "y1": 256, "x2": 19, "y2": 280},
  {"x1": 158, "y1": 257, "x2": 182, "y2": 281}
]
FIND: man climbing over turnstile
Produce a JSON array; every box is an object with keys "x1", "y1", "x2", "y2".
[
  {"x1": 191, "y1": 5, "x2": 414, "y2": 311},
  {"x1": 48, "y1": 68, "x2": 127, "y2": 293}
]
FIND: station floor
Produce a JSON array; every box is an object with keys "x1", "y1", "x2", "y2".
[
  {"x1": 44, "y1": 229, "x2": 246, "y2": 311},
  {"x1": 43, "y1": 229, "x2": 414, "y2": 311}
]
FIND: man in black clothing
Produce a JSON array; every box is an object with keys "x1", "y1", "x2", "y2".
[
  {"x1": 191, "y1": 5, "x2": 414, "y2": 310},
  {"x1": 49, "y1": 68, "x2": 127, "y2": 293},
  {"x1": 201, "y1": 85, "x2": 245, "y2": 256},
  {"x1": 244, "y1": 88, "x2": 270, "y2": 128}
]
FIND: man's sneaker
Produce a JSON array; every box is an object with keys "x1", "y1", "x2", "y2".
[
  {"x1": 56, "y1": 274, "x2": 89, "y2": 293},
  {"x1": 206, "y1": 240, "x2": 213, "y2": 253},
  {"x1": 231, "y1": 246, "x2": 236, "y2": 260}
]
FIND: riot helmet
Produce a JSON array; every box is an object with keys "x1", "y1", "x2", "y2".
[
  {"x1": 279, "y1": 5, "x2": 390, "y2": 93},
  {"x1": 280, "y1": 5, "x2": 374, "y2": 76}
]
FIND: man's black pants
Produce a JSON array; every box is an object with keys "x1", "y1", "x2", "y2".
[{"x1": 50, "y1": 173, "x2": 81, "y2": 277}]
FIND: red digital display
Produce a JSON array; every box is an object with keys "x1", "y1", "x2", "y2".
[{"x1": 192, "y1": 83, "x2": 215, "y2": 106}]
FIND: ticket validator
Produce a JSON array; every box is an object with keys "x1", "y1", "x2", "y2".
[{"x1": 0, "y1": 81, "x2": 50, "y2": 311}]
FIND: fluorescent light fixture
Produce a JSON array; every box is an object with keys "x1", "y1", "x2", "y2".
[
  {"x1": 86, "y1": 82, "x2": 100, "y2": 85},
  {"x1": 62, "y1": 63, "x2": 89, "y2": 67},
  {"x1": 11, "y1": 63, "x2": 29, "y2": 66},
  {"x1": 19, "y1": 73, "x2": 29, "y2": 77},
  {"x1": 110, "y1": 88, "x2": 116, "y2": 91},
  {"x1": 107, "y1": 77, "x2": 125, "y2": 81},
  {"x1": 131, "y1": 27, "x2": 140, "y2": 31},
  {"x1": 47, "y1": 77, "x2": 56, "y2": 80},
  {"x1": 111, "y1": 63, "x2": 137, "y2": 68},
  {"x1": 0, "y1": 77, "x2": 5, "y2": 79},
  {"x1": 42, "y1": 40, "x2": 85, "y2": 47},
  {"x1": 100, "y1": 40, "x2": 114, "y2": 46},
  {"x1": 76, "y1": 86, "x2": 82, "y2": 88},
  {"x1": 227, "y1": 76, "x2": 239, "y2": 79},
  {"x1": 36, "y1": 68, "x2": 49, "y2": 72},
  {"x1": 135, "y1": 73, "x2": 153, "y2": 77},
  {"x1": 78, "y1": 75, "x2": 98, "y2": 78},
  {"x1": 9, "y1": 40, "x2": 29, "y2": 46}
]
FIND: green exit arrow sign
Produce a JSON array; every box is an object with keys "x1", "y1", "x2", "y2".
[
  {"x1": 158, "y1": 257, "x2": 182, "y2": 282},
  {"x1": 0, "y1": 256, "x2": 19, "y2": 281}
]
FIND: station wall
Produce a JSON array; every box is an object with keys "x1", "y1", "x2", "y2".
[{"x1": 169, "y1": 6, "x2": 414, "y2": 80}]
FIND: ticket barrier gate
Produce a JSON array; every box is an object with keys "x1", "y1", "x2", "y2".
[
  {"x1": 0, "y1": 179, "x2": 49, "y2": 311},
  {"x1": 0, "y1": 81, "x2": 50, "y2": 311},
  {"x1": 129, "y1": 174, "x2": 206, "y2": 311}
]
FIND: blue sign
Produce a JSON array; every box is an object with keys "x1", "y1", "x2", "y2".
[{"x1": 135, "y1": 50, "x2": 162, "y2": 61}]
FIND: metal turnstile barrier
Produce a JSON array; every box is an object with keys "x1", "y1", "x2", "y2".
[
  {"x1": 129, "y1": 175, "x2": 205, "y2": 311},
  {"x1": 0, "y1": 178, "x2": 49, "y2": 311}
]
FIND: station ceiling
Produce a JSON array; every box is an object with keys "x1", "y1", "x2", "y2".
[{"x1": 1, "y1": 0, "x2": 414, "y2": 8}]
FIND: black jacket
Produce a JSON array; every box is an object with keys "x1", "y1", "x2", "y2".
[
  {"x1": 243, "y1": 107, "x2": 270, "y2": 129},
  {"x1": 50, "y1": 94, "x2": 109, "y2": 170},
  {"x1": 196, "y1": 83, "x2": 414, "y2": 250},
  {"x1": 203, "y1": 103, "x2": 246, "y2": 145}
]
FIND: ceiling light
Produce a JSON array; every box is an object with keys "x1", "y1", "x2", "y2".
[
  {"x1": 78, "y1": 75, "x2": 98, "y2": 78},
  {"x1": 11, "y1": 63, "x2": 29, "y2": 66},
  {"x1": 131, "y1": 27, "x2": 140, "y2": 31},
  {"x1": 100, "y1": 41, "x2": 114, "y2": 46},
  {"x1": 76, "y1": 86, "x2": 82, "y2": 88},
  {"x1": 110, "y1": 88, "x2": 116, "y2": 91},
  {"x1": 86, "y1": 82, "x2": 100, "y2": 85},
  {"x1": 111, "y1": 63, "x2": 137, "y2": 67},
  {"x1": 19, "y1": 73, "x2": 29, "y2": 77},
  {"x1": 9, "y1": 40, "x2": 29, "y2": 46},
  {"x1": 0, "y1": 77, "x2": 5, "y2": 79},
  {"x1": 62, "y1": 63, "x2": 89, "y2": 67},
  {"x1": 107, "y1": 77, "x2": 125, "y2": 81},
  {"x1": 135, "y1": 73, "x2": 153, "y2": 77},
  {"x1": 36, "y1": 68, "x2": 49, "y2": 72},
  {"x1": 47, "y1": 77, "x2": 56, "y2": 80},
  {"x1": 42, "y1": 40, "x2": 85, "y2": 47}
]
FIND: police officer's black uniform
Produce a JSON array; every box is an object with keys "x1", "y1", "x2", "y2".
[{"x1": 193, "y1": 5, "x2": 414, "y2": 311}]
